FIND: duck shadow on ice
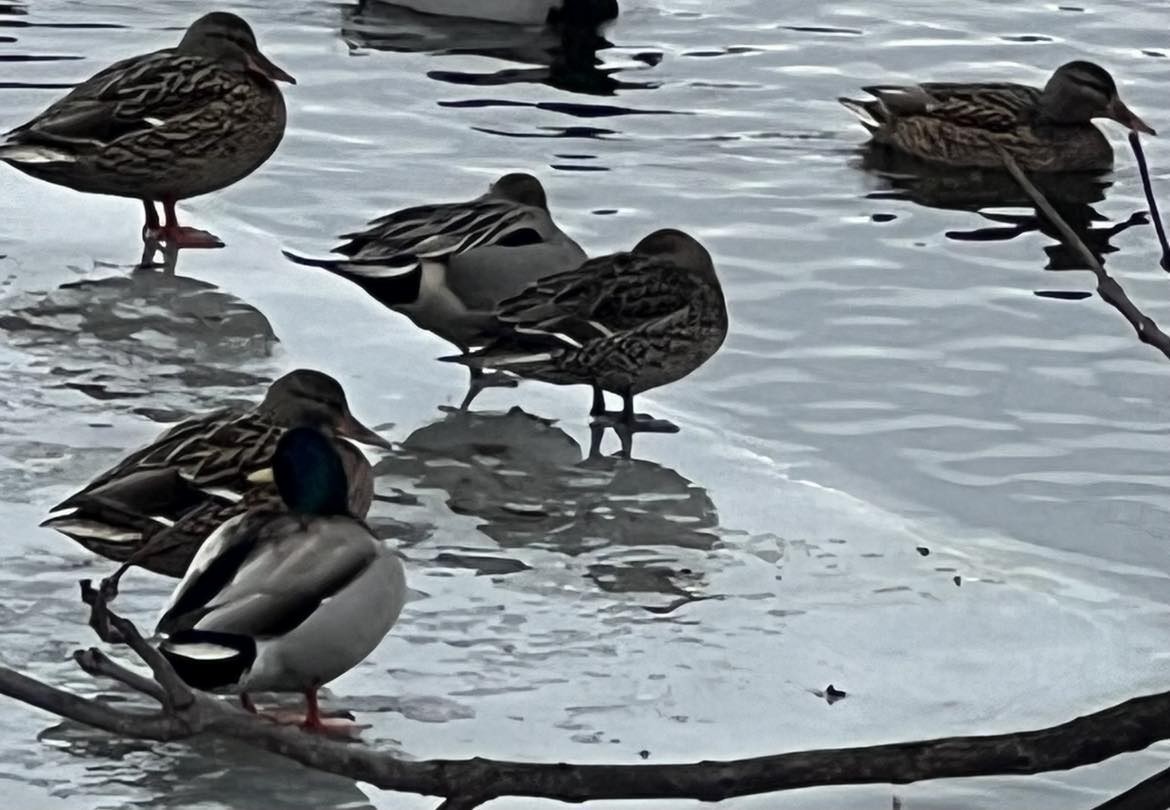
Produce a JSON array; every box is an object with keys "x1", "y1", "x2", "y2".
[
  {"x1": 339, "y1": 0, "x2": 661, "y2": 98},
  {"x1": 0, "y1": 241, "x2": 278, "y2": 415},
  {"x1": 371, "y1": 407, "x2": 719, "y2": 605},
  {"x1": 854, "y1": 144, "x2": 1149, "y2": 286}
]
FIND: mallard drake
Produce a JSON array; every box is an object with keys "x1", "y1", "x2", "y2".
[
  {"x1": 284, "y1": 173, "x2": 586, "y2": 408},
  {"x1": 156, "y1": 426, "x2": 406, "y2": 733},
  {"x1": 380, "y1": 0, "x2": 617, "y2": 25},
  {"x1": 41, "y1": 369, "x2": 389, "y2": 578},
  {"x1": 0, "y1": 12, "x2": 294, "y2": 248},
  {"x1": 839, "y1": 61, "x2": 1155, "y2": 171},
  {"x1": 445, "y1": 229, "x2": 727, "y2": 450}
]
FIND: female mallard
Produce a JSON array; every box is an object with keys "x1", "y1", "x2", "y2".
[
  {"x1": 839, "y1": 61, "x2": 1154, "y2": 171},
  {"x1": 41, "y1": 369, "x2": 389, "y2": 578},
  {"x1": 381, "y1": 0, "x2": 617, "y2": 25},
  {"x1": 284, "y1": 173, "x2": 586, "y2": 408},
  {"x1": 0, "y1": 12, "x2": 294, "y2": 248},
  {"x1": 445, "y1": 229, "x2": 727, "y2": 447},
  {"x1": 156, "y1": 426, "x2": 406, "y2": 733}
]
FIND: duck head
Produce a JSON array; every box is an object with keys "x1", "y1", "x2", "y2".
[
  {"x1": 489, "y1": 173, "x2": 549, "y2": 210},
  {"x1": 270, "y1": 427, "x2": 351, "y2": 516},
  {"x1": 179, "y1": 12, "x2": 296, "y2": 85},
  {"x1": 1041, "y1": 61, "x2": 1153, "y2": 135},
  {"x1": 261, "y1": 369, "x2": 392, "y2": 450},
  {"x1": 633, "y1": 228, "x2": 716, "y2": 278}
]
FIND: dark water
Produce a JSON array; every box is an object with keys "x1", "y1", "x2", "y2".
[{"x1": 2, "y1": 1, "x2": 1170, "y2": 808}]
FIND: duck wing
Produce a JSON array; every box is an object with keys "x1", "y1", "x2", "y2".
[
  {"x1": 855, "y1": 81, "x2": 1040, "y2": 132},
  {"x1": 156, "y1": 514, "x2": 378, "y2": 639},
  {"x1": 2, "y1": 48, "x2": 238, "y2": 157},
  {"x1": 503, "y1": 249, "x2": 698, "y2": 339},
  {"x1": 450, "y1": 249, "x2": 707, "y2": 371},
  {"x1": 340, "y1": 195, "x2": 551, "y2": 259},
  {"x1": 59, "y1": 408, "x2": 279, "y2": 502},
  {"x1": 283, "y1": 194, "x2": 556, "y2": 298},
  {"x1": 43, "y1": 407, "x2": 280, "y2": 542}
]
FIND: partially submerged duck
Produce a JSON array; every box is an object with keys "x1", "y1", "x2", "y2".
[
  {"x1": 446, "y1": 228, "x2": 727, "y2": 453},
  {"x1": 377, "y1": 0, "x2": 617, "y2": 25},
  {"x1": 42, "y1": 370, "x2": 389, "y2": 577},
  {"x1": 840, "y1": 61, "x2": 1154, "y2": 171},
  {"x1": 284, "y1": 173, "x2": 586, "y2": 409},
  {"x1": 156, "y1": 427, "x2": 406, "y2": 733},
  {"x1": 0, "y1": 12, "x2": 294, "y2": 248}
]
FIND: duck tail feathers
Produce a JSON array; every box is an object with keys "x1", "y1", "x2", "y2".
[
  {"x1": 837, "y1": 97, "x2": 881, "y2": 132},
  {"x1": 0, "y1": 141, "x2": 77, "y2": 164},
  {"x1": 159, "y1": 630, "x2": 256, "y2": 692},
  {"x1": 281, "y1": 249, "x2": 420, "y2": 280},
  {"x1": 441, "y1": 349, "x2": 559, "y2": 370}
]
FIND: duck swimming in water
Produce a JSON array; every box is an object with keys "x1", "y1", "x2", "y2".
[{"x1": 840, "y1": 61, "x2": 1154, "y2": 172}]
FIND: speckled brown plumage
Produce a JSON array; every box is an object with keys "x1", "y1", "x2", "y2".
[
  {"x1": 449, "y1": 228, "x2": 727, "y2": 418},
  {"x1": 0, "y1": 12, "x2": 293, "y2": 246},
  {"x1": 840, "y1": 61, "x2": 1154, "y2": 172},
  {"x1": 41, "y1": 370, "x2": 387, "y2": 578}
]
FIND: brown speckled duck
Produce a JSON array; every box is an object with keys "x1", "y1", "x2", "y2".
[
  {"x1": 0, "y1": 12, "x2": 294, "y2": 248},
  {"x1": 446, "y1": 229, "x2": 727, "y2": 451},
  {"x1": 840, "y1": 61, "x2": 1154, "y2": 172},
  {"x1": 41, "y1": 370, "x2": 389, "y2": 578}
]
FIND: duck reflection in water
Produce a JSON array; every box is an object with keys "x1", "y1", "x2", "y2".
[
  {"x1": 0, "y1": 240, "x2": 276, "y2": 410},
  {"x1": 373, "y1": 407, "x2": 718, "y2": 606},
  {"x1": 855, "y1": 145, "x2": 1148, "y2": 279},
  {"x1": 339, "y1": 0, "x2": 660, "y2": 97}
]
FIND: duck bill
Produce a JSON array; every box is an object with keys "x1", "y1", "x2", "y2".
[
  {"x1": 247, "y1": 51, "x2": 296, "y2": 85},
  {"x1": 1108, "y1": 97, "x2": 1156, "y2": 136},
  {"x1": 338, "y1": 409, "x2": 392, "y2": 450}
]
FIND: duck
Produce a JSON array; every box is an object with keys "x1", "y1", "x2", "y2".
[
  {"x1": 839, "y1": 61, "x2": 1155, "y2": 171},
  {"x1": 155, "y1": 426, "x2": 406, "y2": 733},
  {"x1": 284, "y1": 173, "x2": 587, "y2": 409},
  {"x1": 377, "y1": 0, "x2": 617, "y2": 26},
  {"x1": 0, "y1": 12, "x2": 294, "y2": 248},
  {"x1": 444, "y1": 229, "x2": 727, "y2": 452},
  {"x1": 41, "y1": 369, "x2": 390, "y2": 578}
]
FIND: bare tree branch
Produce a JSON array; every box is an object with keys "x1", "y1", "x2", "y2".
[
  {"x1": 0, "y1": 665, "x2": 184, "y2": 740},
  {"x1": 994, "y1": 145, "x2": 1170, "y2": 362},
  {"x1": 5, "y1": 584, "x2": 1170, "y2": 808},
  {"x1": 8, "y1": 594, "x2": 1170, "y2": 809},
  {"x1": 1129, "y1": 132, "x2": 1170, "y2": 271},
  {"x1": 73, "y1": 648, "x2": 166, "y2": 703},
  {"x1": 80, "y1": 578, "x2": 193, "y2": 711}
]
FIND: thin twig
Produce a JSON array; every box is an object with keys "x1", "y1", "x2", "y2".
[
  {"x1": 434, "y1": 797, "x2": 489, "y2": 810},
  {"x1": 74, "y1": 648, "x2": 166, "y2": 704},
  {"x1": 80, "y1": 579, "x2": 194, "y2": 711},
  {"x1": 995, "y1": 145, "x2": 1170, "y2": 362},
  {"x1": 1092, "y1": 762, "x2": 1170, "y2": 810},
  {"x1": 1129, "y1": 132, "x2": 1170, "y2": 272}
]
